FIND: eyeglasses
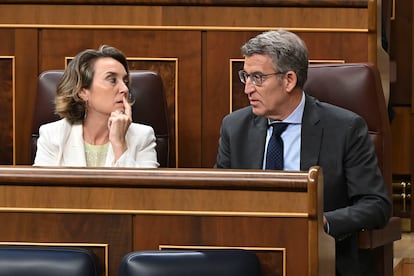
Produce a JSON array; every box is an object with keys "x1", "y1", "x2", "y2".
[{"x1": 238, "y1": 70, "x2": 285, "y2": 87}]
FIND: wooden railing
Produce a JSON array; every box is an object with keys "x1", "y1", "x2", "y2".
[{"x1": 0, "y1": 165, "x2": 334, "y2": 276}]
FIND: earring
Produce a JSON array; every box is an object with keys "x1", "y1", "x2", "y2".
[{"x1": 84, "y1": 99, "x2": 88, "y2": 119}]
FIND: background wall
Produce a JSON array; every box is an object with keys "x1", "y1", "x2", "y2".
[{"x1": 388, "y1": 0, "x2": 414, "y2": 230}]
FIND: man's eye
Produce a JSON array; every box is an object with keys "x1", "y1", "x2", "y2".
[{"x1": 252, "y1": 74, "x2": 262, "y2": 82}]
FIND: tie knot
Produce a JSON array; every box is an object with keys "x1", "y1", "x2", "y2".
[{"x1": 270, "y1": 123, "x2": 289, "y2": 136}]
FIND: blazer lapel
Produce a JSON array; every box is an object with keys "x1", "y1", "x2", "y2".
[
  {"x1": 105, "y1": 144, "x2": 115, "y2": 167},
  {"x1": 300, "y1": 95, "x2": 323, "y2": 170},
  {"x1": 62, "y1": 123, "x2": 87, "y2": 166}
]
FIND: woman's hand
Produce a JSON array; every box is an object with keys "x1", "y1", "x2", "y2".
[{"x1": 108, "y1": 96, "x2": 132, "y2": 161}]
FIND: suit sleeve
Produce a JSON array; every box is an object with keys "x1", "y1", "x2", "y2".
[
  {"x1": 214, "y1": 115, "x2": 231, "y2": 168},
  {"x1": 324, "y1": 116, "x2": 391, "y2": 239}
]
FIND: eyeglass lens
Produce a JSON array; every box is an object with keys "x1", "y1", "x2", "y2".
[{"x1": 238, "y1": 70, "x2": 263, "y2": 86}]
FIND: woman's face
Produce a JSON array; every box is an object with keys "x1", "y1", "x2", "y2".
[{"x1": 79, "y1": 57, "x2": 129, "y2": 117}]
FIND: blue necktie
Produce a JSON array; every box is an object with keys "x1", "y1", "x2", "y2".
[{"x1": 265, "y1": 123, "x2": 289, "y2": 170}]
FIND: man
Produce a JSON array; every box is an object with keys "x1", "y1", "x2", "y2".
[{"x1": 215, "y1": 29, "x2": 391, "y2": 276}]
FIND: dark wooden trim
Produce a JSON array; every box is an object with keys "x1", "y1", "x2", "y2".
[
  {"x1": 0, "y1": 0, "x2": 368, "y2": 7},
  {"x1": 0, "y1": 166, "x2": 309, "y2": 190}
]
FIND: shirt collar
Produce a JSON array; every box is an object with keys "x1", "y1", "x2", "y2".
[{"x1": 268, "y1": 91, "x2": 305, "y2": 125}]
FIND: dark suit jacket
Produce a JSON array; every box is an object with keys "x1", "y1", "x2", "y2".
[{"x1": 215, "y1": 94, "x2": 391, "y2": 276}]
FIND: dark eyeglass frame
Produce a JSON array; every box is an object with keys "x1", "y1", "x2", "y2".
[{"x1": 238, "y1": 70, "x2": 285, "y2": 86}]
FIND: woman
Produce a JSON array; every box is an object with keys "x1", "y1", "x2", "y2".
[{"x1": 33, "y1": 45, "x2": 159, "y2": 168}]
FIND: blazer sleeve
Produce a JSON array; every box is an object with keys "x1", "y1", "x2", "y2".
[
  {"x1": 109, "y1": 123, "x2": 159, "y2": 168},
  {"x1": 33, "y1": 119, "x2": 69, "y2": 166}
]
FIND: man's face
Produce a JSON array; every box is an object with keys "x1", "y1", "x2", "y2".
[{"x1": 242, "y1": 54, "x2": 290, "y2": 120}]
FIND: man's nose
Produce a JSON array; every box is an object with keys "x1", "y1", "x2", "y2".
[{"x1": 243, "y1": 80, "x2": 256, "y2": 94}]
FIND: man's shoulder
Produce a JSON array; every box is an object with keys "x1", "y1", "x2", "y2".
[
  {"x1": 306, "y1": 94, "x2": 360, "y2": 120},
  {"x1": 225, "y1": 106, "x2": 253, "y2": 120}
]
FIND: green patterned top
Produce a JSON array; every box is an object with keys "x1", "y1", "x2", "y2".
[{"x1": 84, "y1": 142, "x2": 109, "y2": 167}]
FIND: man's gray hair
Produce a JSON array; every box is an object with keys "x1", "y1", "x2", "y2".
[{"x1": 241, "y1": 29, "x2": 309, "y2": 88}]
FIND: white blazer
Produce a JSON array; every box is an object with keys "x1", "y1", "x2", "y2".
[{"x1": 33, "y1": 118, "x2": 159, "y2": 168}]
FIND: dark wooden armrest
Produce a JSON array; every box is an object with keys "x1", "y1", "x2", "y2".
[{"x1": 359, "y1": 216, "x2": 402, "y2": 249}]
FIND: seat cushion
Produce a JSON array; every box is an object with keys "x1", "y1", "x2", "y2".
[
  {"x1": 0, "y1": 246, "x2": 99, "y2": 276},
  {"x1": 119, "y1": 249, "x2": 262, "y2": 276}
]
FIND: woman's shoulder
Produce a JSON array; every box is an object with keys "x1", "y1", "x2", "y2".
[
  {"x1": 39, "y1": 118, "x2": 71, "y2": 131},
  {"x1": 128, "y1": 122, "x2": 155, "y2": 135},
  {"x1": 39, "y1": 119, "x2": 82, "y2": 139}
]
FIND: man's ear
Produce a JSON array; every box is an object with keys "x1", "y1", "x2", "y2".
[{"x1": 284, "y1": 71, "x2": 298, "y2": 93}]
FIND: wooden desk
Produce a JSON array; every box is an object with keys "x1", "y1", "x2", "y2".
[{"x1": 0, "y1": 165, "x2": 334, "y2": 276}]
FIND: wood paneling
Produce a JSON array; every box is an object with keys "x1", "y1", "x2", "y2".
[
  {"x1": 0, "y1": 0, "x2": 370, "y2": 6},
  {"x1": 390, "y1": 0, "x2": 412, "y2": 105},
  {"x1": 0, "y1": 57, "x2": 13, "y2": 164},
  {"x1": 0, "y1": 166, "x2": 335, "y2": 276},
  {"x1": 0, "y1": 29, "x2": 38, "y2": 164},
  {"x1": 14, "y1": 29, "x2": 38, "y2": 164},
  {"x1": 133, "y1": 215, "x2": 305, "y2": 276},
  {"x1": 391, "y1": 107, "x2": 411, "y2": 174},
  {"x1": 0, "y1": 4, "x2": 368, "y2": 28},
  {"x1": 394, "y1": 258, "x2": 414, "y2": 276},
  {"x1": 388, "y1": 0, "x2": 414, "y2": 230},
  {"x1": 0, "y1": 212, "x2": 132, "y2": 276}
]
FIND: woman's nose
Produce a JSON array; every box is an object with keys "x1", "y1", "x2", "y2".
[{"x1": 119, "y1": 81, "x2": 129, "y2": 94}]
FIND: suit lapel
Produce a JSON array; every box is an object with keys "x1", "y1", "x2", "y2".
[
  {"x1": 300, "y1": 95, "x2": 323, "y2": 170},
  {"x1": 247, "y1": 114, "x2": 268, "y2": 169}
]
